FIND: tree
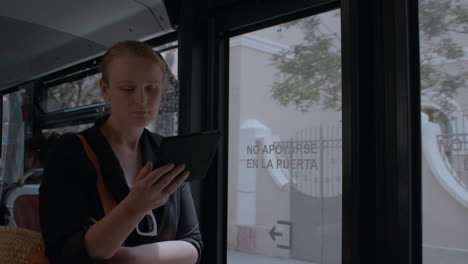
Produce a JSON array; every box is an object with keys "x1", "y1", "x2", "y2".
[
  {"x1": 46, "y1": 74, "x2": 102, "y2": 112},
  {"x1": 271, "y1": 0, "x2": 468, "y2": 112},
  {"x1": 419, "y1": 0, "x2": 468, "y2": 112}
]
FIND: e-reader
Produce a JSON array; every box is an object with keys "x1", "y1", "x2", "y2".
[{"x1": 158, "y1": 130, "x2": 221, "y2": 181}]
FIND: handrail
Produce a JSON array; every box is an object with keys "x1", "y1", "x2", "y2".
[{"x1": 18, "y1": 168, "x2": 44, "y2": 187}]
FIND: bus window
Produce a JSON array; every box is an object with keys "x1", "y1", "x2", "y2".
[
  {"x1": 228, "y1": 9, "x2": 342, "y2": 264},
  {"x1": 41, "y1": 73, "x2": 104, "y2": 113},
  {"x1": 147, "y1": 44, "x2": 179, "y2": 136},
  {"x1": 419, "y1": 0, "x2": 468, "y2": 263},
  {"x1": 0, "y1": 90, "x2": 26, "y2": 196}
]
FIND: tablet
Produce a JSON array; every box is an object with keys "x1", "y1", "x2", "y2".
[{"x1": 158, "y1": 130, "x2": 221, "y2": 181}]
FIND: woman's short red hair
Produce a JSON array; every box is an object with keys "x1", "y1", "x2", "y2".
[{"x1": 100, "y1": 40, "x2": 167, "y2": 83}]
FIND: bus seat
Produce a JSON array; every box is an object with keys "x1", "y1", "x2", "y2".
[{"x1": 4, "y1": 184, "x2": 41, "y2": 232}]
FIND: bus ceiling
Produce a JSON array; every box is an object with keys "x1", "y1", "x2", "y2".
[{"x1": 0, "y1": 0, "x2": 177, "y2": 93}]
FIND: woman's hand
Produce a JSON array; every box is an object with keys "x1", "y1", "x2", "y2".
[
  {"x1": 84, "y1": 163, "x2": 189, "y2": 260},
  {"x1": 125, "y1": 162, "x2": 189, "y2": 214}
]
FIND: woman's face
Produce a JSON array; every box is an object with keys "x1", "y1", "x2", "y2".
[{"x1": 100, "y1": 53, "x2": 163, "y2": 128}]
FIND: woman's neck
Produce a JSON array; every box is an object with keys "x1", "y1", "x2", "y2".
[{"x1": 99, "y1": 115, "x2": 144, "y2": 150}]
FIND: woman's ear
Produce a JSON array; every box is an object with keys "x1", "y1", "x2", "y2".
[{"x1": 99, "y1": 79, "x2": 110, "y2": 101}]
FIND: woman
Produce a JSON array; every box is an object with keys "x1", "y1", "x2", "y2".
[{"x1": 39, "y1": 41, "x2": 202, "y2": 264}]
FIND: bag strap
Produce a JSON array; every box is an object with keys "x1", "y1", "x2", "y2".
[{"x1": 76, "y1": 134, "x2": 117, "y2": 215}]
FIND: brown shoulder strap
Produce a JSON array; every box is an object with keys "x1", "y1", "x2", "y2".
[{"x1": 77, "y1": 134, "x2": 117, "y2": 215}]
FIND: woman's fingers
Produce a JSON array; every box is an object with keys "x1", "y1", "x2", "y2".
[
  {"x1": 135, "y1": 162, "x2": 152, "y2": 182},
  {"x1": 162, "y1": 171, "x2": 190, "y2": 196},
  {"x1": 151, "y1": 163, "x2": 186, "y2": 190},
  {"x1": 129, "y1": 163, "x2": 188, "y2": 212},
  {"x1": 142, "y1": 163, "x2": 175, "y2": 185}
]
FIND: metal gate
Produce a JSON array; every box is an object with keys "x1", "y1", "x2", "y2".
[{"x1": 276, "y1": 126, "x2": 342, "y2": 264}]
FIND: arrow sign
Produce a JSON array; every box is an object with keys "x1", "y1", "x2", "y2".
[
  {"x1": 269, "y1": 220, "x2": 292, "y2": 250},
  {"x1": 269, "y1": 226, "x2": 283, "y2": 241}
]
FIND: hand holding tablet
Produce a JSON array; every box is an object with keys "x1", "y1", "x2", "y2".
[{"x1": 158, "y1": 130, "x2": 221, "y2": 181}]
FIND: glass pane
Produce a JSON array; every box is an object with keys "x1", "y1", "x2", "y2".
[
  {"x1": 420, "y1": 0, "x2": 468, "y2": 263},
  {"x1": 42, "y1": 73, "x2": 104, "y2": 113},
  {"x1": 155, "y1": 41, "x2": 178, "y2": 78},
  {"x1": 228, "y1": 10, "x2": 342, "y2": 264},
  {"x1": 0, "y1": 90, "x2": 26, "y2": 187},
  {"x1": 147, "y1": 46, "x2": 179, "y2": 136}
]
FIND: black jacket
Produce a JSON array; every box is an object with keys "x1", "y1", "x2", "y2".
[{"x1": 39, "y1": 116, "x2": 202, "y2": 263}]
